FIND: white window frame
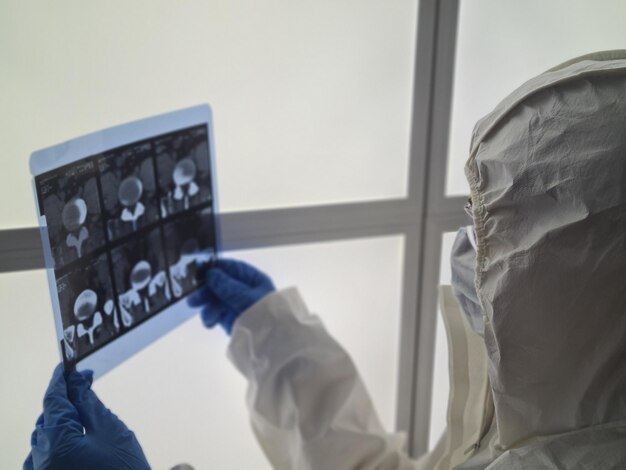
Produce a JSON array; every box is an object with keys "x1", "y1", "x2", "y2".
[{"x1": 0, "y1": 0, "x2": 464, "y2": 458}]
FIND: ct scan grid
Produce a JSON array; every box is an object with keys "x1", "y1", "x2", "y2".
[{"x1": 35, "y1": 124, "x2": 217, "y2": 370}]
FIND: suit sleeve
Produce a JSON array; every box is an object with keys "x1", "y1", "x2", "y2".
[{"x1": 228, "y1": 288, "x2": 417, "y2": 470}]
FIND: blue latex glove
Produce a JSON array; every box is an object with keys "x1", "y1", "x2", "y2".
[
  {"x1": 24, "y1": 364, "x2": 150, "y2": 470},
  {"x1": 187, "y1": 258, "x2": 275, "y2": 334}
]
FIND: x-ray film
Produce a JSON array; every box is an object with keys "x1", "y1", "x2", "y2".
[{"x1": 30, "y1": 105, "x2": 220, "y2": 379}]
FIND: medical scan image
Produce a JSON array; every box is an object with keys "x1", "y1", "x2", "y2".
[
  {"x1": 56, "y1": 254, "x2": 119, "y2": 364},
  {"x1": 36, "y1": 123, "x2": 217, "y2": 370},
  {"x1": 36, "y1": 160, "x2": 107, "y2": 268},
  {"x1": 98, "y1": 142, "x2": 160, "y2": 240},
  {"x1": 112, "y1": 228, "x2": 171, "y2": 327},
  {"x1": 163, "y1": 207, "x2": 216, "y2": 298},
  {"x1": 155, "y1": 126, "x2": 213, "y2": 217}
]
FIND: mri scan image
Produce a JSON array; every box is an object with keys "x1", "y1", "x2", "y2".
[
  {"x1": 98, "y1": 142, "x2": 160, "y2": 241},
  {"x1": 34, "y1": 112, "x2": 218, "y2": 372},
  {"x1": 56, "y1": 254, "x2": 119, "y2": 364},
  {"x1": 36, "y1": 160, "x2": 106, "y2": 268},
  {"x1": 155, "y1": 126, "x2": 213, "y2": 217},
  {"x1": 164, "y1": 207, "x2": 216, "y2": 298},
  {"x1": 111, "y1": 228, "x2": 171, "y2": 326}
]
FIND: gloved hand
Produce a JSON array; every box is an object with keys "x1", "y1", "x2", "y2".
[
  {"x1": 187, "y1": 258, "x2": 275, "y2": 334},
  {"x1": 24, "y1": 364, "x2": 150, "y2": 470}
]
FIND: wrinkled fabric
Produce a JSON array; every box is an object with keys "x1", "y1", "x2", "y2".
[
  {"x1": 228, "y1": 287, "x2": 492, "y2": 470},
  {"x1": 465, "y1": 50, "x2": 626, "y2": 449},
  {"x1": 489, "y1": 419, "x2": 626, "y2": 469},
  {"x1": 418, "y1": 287, "x2": 492, "y2": 470},
  {"x1": 451, "y1": 227, "x2": 484, "y2": 337},
  {"x1": 228, "y1": 288, "x2": 416, "y2": 470},
  {"x1": 227, "y1": 51, "x2": 626, "y2": 470}
]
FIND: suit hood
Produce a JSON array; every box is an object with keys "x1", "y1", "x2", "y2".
[{"x1": 465, "y1": 50, "x2": 626, "y2": 448}]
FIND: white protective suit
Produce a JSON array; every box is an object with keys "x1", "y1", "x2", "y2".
[{"x1": 228, "y1": 51, "x2": 626, "y2": 469}]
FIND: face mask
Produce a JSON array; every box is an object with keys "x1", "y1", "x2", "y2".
[{"x1": 450, "y1": 226, "x2": 484, "y2": 337}]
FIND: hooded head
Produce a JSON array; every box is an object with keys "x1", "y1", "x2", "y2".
[{"x1": 463, "y1": 50, "x2": 626, "y2": 448}]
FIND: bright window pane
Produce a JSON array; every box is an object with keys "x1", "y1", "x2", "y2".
[
  {"x1": 0, "y1": 1, "x2": 418, "y2": 229},
  {"x1": 428, "y1": 231, "x2": 457, "y2": 450},
  {"x1": 1, "y1": 235, "x2": 404, "y2": 469},
  {"x1": 446, "y1": 0, "x2": 626, "y2": 195}
]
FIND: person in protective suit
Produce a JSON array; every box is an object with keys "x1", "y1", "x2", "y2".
[{"x1": 25, "y1": 50, "x2": 626, "y2": 469}]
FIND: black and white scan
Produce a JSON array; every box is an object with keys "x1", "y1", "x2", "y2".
[
  {"x1": 164, "y1": 207, "x2": 216, "y2": 298},
  {"x1": 155, "y1": 126, "x2": 213, "y2": 217},
  {"x1": 36, "y1": 161, "x2": 106, "y2": 268},
  {"x1": 56, "y1": 254, "x2": 119, "y2": 364},
  {"x1": 35, "y1": 118, "x2": 218, "y2": 371},
  {"x1": 97, "y1": 142, "x2": 160, "y2": 240},
  {"x1": 111, "y1": 228, "x2": 171, "y2": 327}
]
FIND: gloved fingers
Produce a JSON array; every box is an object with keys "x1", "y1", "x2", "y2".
[
  {"x1": 187, "y1": 284, "x2": 215, "y2": 308},
  {"x1": 201, "y1": 303, "x2": 230, "y2": 328},
  {"x1": 221, "y1": 309, "x2": 243, "y2": 335},
  {"x1": 194, "y1": 255, "x2": 222, "y2": 286},
  {"x1": 189, "y1": 271, "x2": 251, "y2": 330},
  {"x1": 215, "y1": 258, "x2": 253, "y2": 284},
  {"x1": 66, "y1": 370, "x2": 128, "y2": 435},
  {"x1": 23, "y1": 452, "x2": 34, "y2": 470},
  {"x1": 205, "y1": 268, "x2": 254, "y2": 311},
  {"x1": 34, "y1": 369, "x2": 83, "y2": 467},
  {"x1": 42, "y1": 364, "x2": 82, "y2": 429},
  {"x1": 189, "y1": 287, "x2": 228, "y2": 327},
  {"x1": 30, "y1": 414, "x2": 43, "y2": 446},
  {"x1": 216, "y1": 258, "x2": 275, "y2": 290}
]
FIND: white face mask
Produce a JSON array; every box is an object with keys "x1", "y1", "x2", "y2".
[{"x1": 450, "y1": 225, "x2": 484, "y2": 337}]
